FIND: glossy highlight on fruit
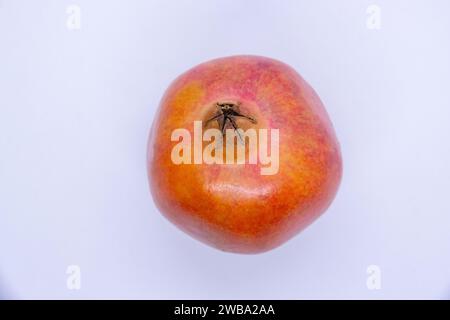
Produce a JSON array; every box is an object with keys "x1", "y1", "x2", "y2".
[{"x1": 147, "y1": 55, "x2": 342, "y2": 254}]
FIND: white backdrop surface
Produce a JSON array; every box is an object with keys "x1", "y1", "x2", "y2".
[{"x1": 1, "y1": 0, "x2": 450, "y2": 299}]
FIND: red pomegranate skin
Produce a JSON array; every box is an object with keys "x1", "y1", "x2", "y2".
[{"x1": 147, "y1": 55, "x2": 342, "y2": 254}]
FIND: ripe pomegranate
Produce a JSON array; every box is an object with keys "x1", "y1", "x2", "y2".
[{"x1": 147, "y1": 55, "x2": 342, "y2": 254}]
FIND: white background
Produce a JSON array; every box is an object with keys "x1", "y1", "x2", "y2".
[{"x1": 1, "y1": 0, "x2": 450, "y2": 299}]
